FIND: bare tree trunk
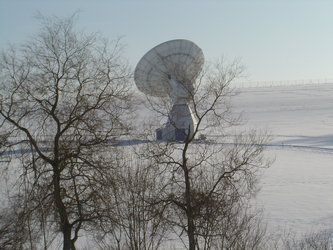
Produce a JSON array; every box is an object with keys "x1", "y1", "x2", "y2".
[
  {"x1": 53, "y1": 168, "x2": 72, "y2": 250},
  {"x1": 185, "y1": 169, "x2": 196, "y2": 250},
  {"x1": 183, "y1": 143, "x2": 196, "y2": 250},
  {"x1": 63, "y1": 225, "x2": 72, "y2": 250}
]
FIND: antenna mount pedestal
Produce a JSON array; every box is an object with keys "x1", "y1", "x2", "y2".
[{"x1": 156, "y1": 103, "x2": 198, "y2": 141}]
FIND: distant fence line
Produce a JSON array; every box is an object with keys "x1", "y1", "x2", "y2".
[{"x1": 233, "y1": 78, "x2": 333, "y2": 88}]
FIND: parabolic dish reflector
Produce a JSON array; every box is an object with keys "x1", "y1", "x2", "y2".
[{"x1": 134, "y1": 39, "x2": 204, "y2": 97}]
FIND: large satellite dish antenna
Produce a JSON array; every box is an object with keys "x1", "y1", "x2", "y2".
[{"x1": 134, "y1": 39, "x2": 204, "y2": 141}]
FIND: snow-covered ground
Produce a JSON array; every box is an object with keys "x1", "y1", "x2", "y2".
[
  {"x1": 1, "y1": 83, "x2": 332, "y2": 247},
  {"x1": 233, "y1": 83, "x2": 333, "y2": 237}
]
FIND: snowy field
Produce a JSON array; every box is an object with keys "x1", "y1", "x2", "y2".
[
  {"x1": 233, "y1": 83, "x2": 333, "y2": 237},
  {"x1": 1, "y1": 83, "x2": 332, "y2": 247}
]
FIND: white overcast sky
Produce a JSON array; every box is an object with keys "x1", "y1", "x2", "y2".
[{"x1": 1, "y1": 0, "x2": 333, "y2": 83}]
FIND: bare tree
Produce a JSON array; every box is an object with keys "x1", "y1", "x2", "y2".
[
  {"x1": 138, "y1": 59, "x2": 271, "y2": 250},
  {"x1": 91, "y1": 148, "x2": 169, "y2": 250},
  {"x1": 0, "y1": 15, "x2": 132, "y2": 250},
  {"x1": 275, "y1": 230, "x2": 333, "y2": 250},
  {"x1": 0, "y1": 198, "x2": 32, "y2": 250}
]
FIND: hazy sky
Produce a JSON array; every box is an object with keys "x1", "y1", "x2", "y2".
[{"x1": 1, "y1": 0, "x2": 333, "y2": 83}]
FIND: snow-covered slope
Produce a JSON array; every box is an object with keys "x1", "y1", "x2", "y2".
[
  {"x1": 234, "y1": 83, "x2": 333, "y2": 148},
  {"x1": 233, "y1": 83, "x2": 333, "y2": 236},
  {"x1": 1, "y1": 83, "x2": 332, "y2": 246}
]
